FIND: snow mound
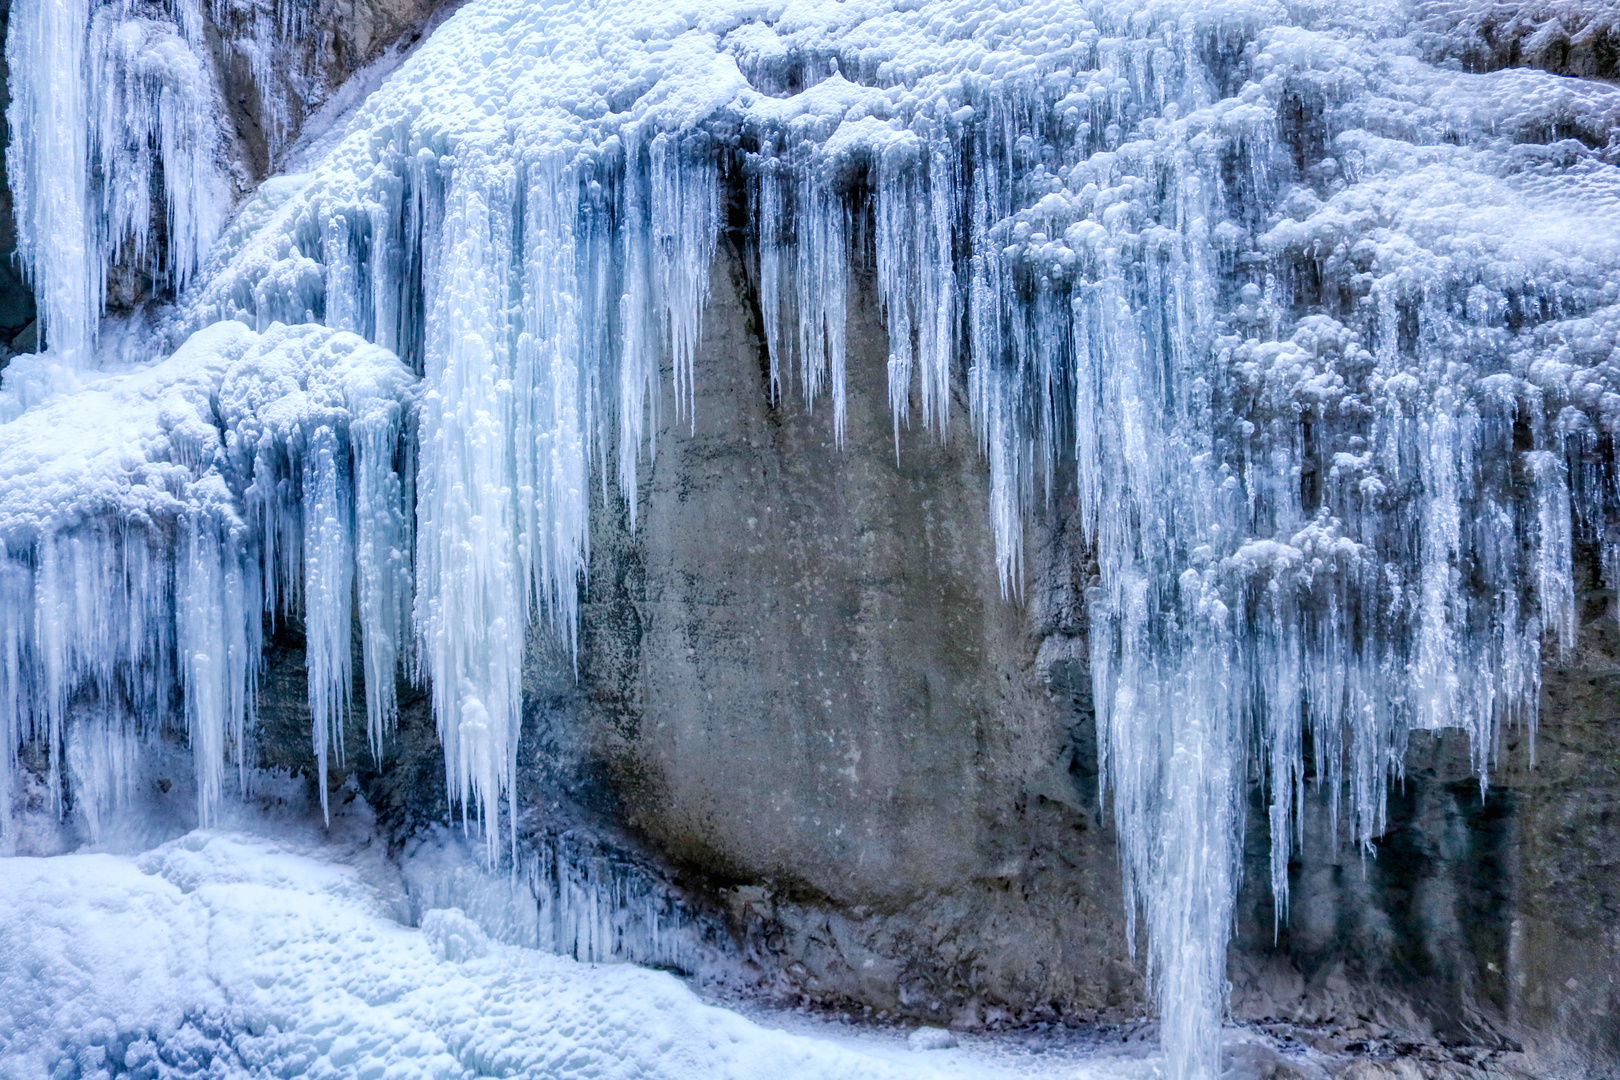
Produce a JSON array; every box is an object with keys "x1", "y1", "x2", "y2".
[{"x1": 0, "y1": 832, "x2": 1148, "y2": 1080}]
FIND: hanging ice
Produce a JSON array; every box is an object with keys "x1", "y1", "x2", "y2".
[
  {"x1": 0, "y1": 321, "x2": 413, "y2": 829},
  {"x1": 4, "y1": 0, "x2": 226, "y2": 365}
]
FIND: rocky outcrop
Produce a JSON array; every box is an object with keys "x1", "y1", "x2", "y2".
[
  {"x1": 1416, "y1": 0, "x2": 1620, "y2": 81},
  {"x1": 207, "y1": 0, "x2": 458, "y2": 184},
  {"x1": 0, "y1": 0, "x2": 453, "y2": 349}
]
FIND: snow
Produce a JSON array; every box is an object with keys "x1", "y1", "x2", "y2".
[
  {"x1": 5, "y1": 0, "x2": 1620, "y2": 1077},
  {"x1": 911, "y1": 1027, "x2": 963, "y2": 1051},
  {"x1": 0, "y1": 830, "x2": 1162, "y2": 1080}
]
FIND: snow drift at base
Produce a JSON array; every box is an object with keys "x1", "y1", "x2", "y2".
[{"x1": 0, "y1": 831, "x2": 1164, "y2": 1080}]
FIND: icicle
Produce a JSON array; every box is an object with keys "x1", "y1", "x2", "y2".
[
  {"x1": 303, "y1": 425, "x2": 354, "y2": 824},
  {"x1": 5, "y1": 0, "x2": 224, "y2": 363},
  {"x1": 65, "y1": 702, "x2": 140, "y2": 843},
  {"x1": 617, "y1": 132, "x2": 658, "y2": 522},
  {"x1": 651, "y1": 133, "x2": 718, "y2": 429},
  {"x1": 787, "y1": 157, "x2": 849, "y2": 445},
  {"x1": 875, "y1": 137, "x2": 960, "y2": 455},
  {"x1": 514, "y1": 154, "x2": 590, "y2": 660},
  {"x1": 412, "y1": 146, "x2": 524, "y2": 852},
  {"x1": 5, "y1": 0, "x2": 94, "y2": 360},
  {"x1": 756, "y1": 149, "x2": 786, "y2": 403},
  {"x1": 351, "y1": 389, "x2": 410, "y2": 760}
]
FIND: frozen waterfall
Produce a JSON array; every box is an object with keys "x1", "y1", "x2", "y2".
[
  {"x1": 4, "y1": 0, "x2": 226, "y2": 367},
  {"x1": 4, "y1": 1, "x2": 1620, "y2": 1077}
]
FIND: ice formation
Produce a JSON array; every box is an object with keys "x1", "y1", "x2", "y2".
[
  {"x1": 4, "y1": 0, "x2": 1620, "y2": 1077},
  {"x1": 400, "y1": 828, "x2": 721, "y2": 976},
  {"x1": 0, "y1": 321, "x2": 413, "y2": 828},
  {"x1": 5, "y1": 0, "x2": 228, "y2": 365}
]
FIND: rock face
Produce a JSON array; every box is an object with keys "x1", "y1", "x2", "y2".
[
  {"x1": 1225, "y1": 579, "x2": 1620, "y2": 1069},
  {"x1": 556, "y1": 231, "x2": 1140, "y2": 1026},
  {"x1": 208, "y1": 0, "x2": 457, "y2": 183},
  {"x1": 519, "y1": 219, "x2": 1620, "y2": 1065}
]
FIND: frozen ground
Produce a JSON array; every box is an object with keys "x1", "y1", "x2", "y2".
[{"x1": 0, "y1": 828, "x2": 1189, "y2": 1080}]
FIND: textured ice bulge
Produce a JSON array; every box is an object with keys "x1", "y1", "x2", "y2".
[
  {"x1": 5, "y1": 0, "x2": 1620, "y2": 1076},
  {"x1": 0, "y1": 321, "x2": 413, "y2": 828}
]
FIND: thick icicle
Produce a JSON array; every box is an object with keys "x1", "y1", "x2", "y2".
[{"x1": 5, "y1": 0, "x2": 224, "y2": 363}]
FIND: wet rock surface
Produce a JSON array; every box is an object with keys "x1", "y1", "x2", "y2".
[{"x1": 502, "y1": 226, "x2": 1614, "y2": 1072}]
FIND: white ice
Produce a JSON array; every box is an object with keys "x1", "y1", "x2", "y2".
[
  {"x1": 0, "y1": 321, "x2": 413, "y2": 832},
  {"x1": 0, "y1": 830, "x2": 1165, "y2": 1080},
  {"x1": 5, "y1": 0, "x2": 227, "y2": 364}
]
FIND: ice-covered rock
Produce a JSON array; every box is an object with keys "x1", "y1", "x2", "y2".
[
  {"x1": 5, "y1": 0, "x2": 1620, "y2": 1076},
  {"x1": 908, "y1": 1026, "x2": 960, "y2": 1051}
]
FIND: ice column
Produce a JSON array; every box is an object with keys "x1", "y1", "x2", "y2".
[
  {"x1": 411, "y1": 137, "x2": 719, "y2": 846},
  {"x1": 5, "y1": 0, "x2": 93, "y2": 359},
  {"x1": 4, "y1": 0, "x2": 223, "y2": 361}
]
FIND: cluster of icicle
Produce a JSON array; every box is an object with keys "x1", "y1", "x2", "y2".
[
  {"x1": 4, "y1": 0, "x2": 225, "y2": 365},
  {"x1": 399, "y1": 829, "x2": 716, "y2": 975},
  {"x1": 188, "y1": 136, "x2": 724, "y2": 845},
  {"x1": 0, "y1": 321, "x2": 412, "y2": 832},
  {"x1": 203, "y1": 0, "x2": 312, "y2": 159},
  {"x1": 6, "y1": 1, "x2": 1620, "y2": 1077}
]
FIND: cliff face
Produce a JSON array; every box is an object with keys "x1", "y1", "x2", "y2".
[
  {"x1": 515, "y1": 224, "x2": 1620, "y2": 1065},
  {"x1": 0, "y1": 0, "x2": 449, "y2": 365},
  {"x1": 564, "y1": 234, "x2": 1139, "y2": 1027}
]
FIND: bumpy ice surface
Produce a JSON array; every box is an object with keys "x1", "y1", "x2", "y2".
[{"x1": 0, "y1": 832, "x2": 1159, "y2": 1080}]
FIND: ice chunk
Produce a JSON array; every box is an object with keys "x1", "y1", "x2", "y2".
[{"x1": 0, "y1": 321, "x2": 413, "y2": 829}]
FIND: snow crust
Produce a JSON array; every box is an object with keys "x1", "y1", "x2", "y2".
[
  {"x1": 0, "y1": 831, "x2": 1154, "y2": 1080},
  {"x1": 4, "y1": 0, "x2": 1620, "y2": 1077}
]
